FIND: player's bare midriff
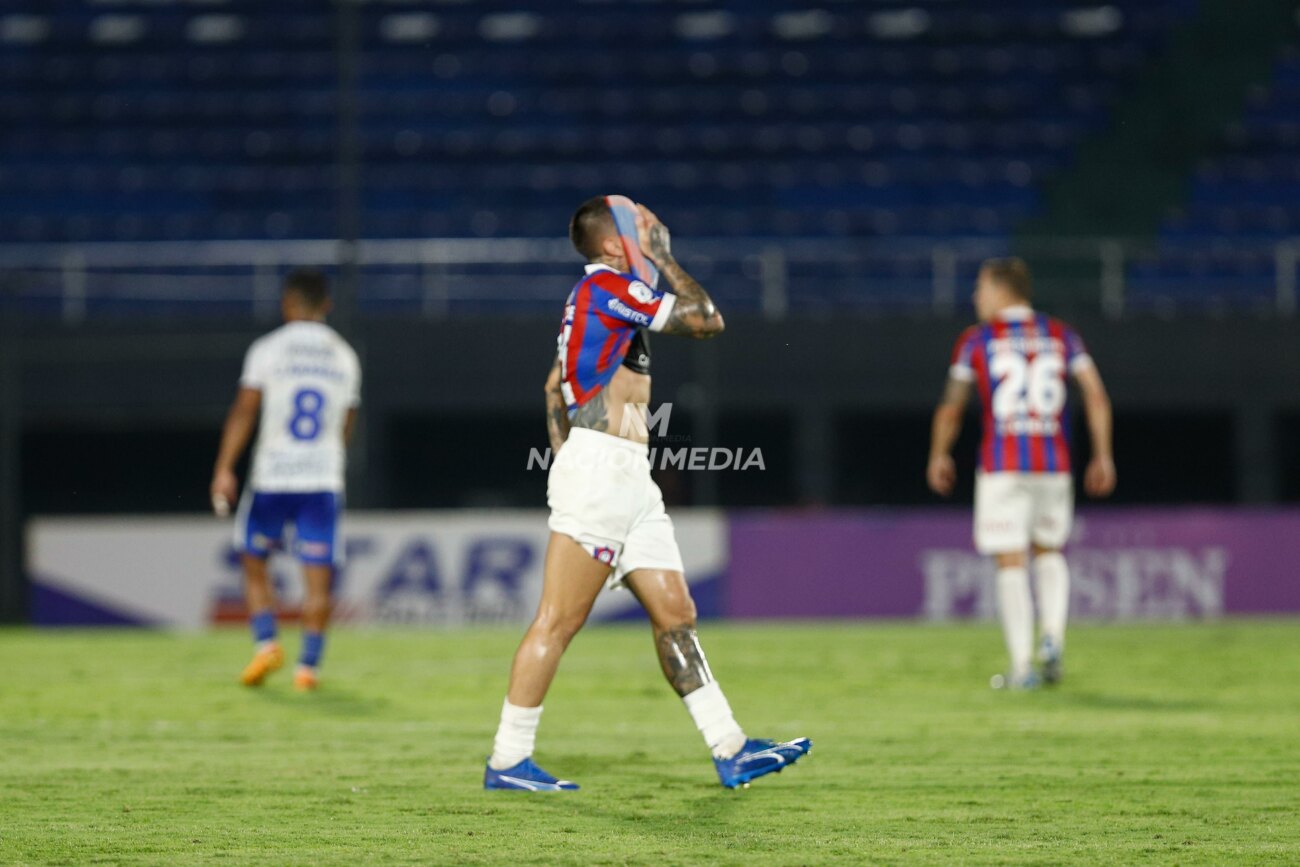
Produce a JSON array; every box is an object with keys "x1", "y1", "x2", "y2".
[{"x1": 570, "y1": 365, "x2": 652, "y2": 445}]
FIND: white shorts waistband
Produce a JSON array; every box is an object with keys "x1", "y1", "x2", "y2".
[{"x1": 563, "y1": 427, "x2": 650, "y2": 456}]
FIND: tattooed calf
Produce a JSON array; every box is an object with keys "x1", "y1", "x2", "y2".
[{"x1": 655, "y1": 624, "x2": 715, "y2": 697}]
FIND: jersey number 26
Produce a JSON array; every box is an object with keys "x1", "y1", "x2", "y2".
[{"x1": 990, "y1": 352, "x2": 1065, "y2": 420}]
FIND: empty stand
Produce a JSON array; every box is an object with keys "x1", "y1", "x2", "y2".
[{"x1": 0, "y1": 2, "x2": 1202, "y2": 312}]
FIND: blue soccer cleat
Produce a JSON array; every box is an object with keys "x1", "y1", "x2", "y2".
[
  {"x1": 483, "y1": 757, "x2": 579, "y2": 792},
  {"x1": 714, "y1": 737, "x2": 812, "y2": 789}
]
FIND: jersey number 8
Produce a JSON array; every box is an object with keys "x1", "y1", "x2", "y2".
[
  {"x1": 990, "y1": 352, "x2": 1065, "y2": 420},
  {"x1": 289, "y1": 388, "x2": 326, "y2": 441}
]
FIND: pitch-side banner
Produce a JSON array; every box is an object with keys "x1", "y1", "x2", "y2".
[
  {"x1": 28, "y1": 511, "x2": 727, "y2": 629},
  {"x1": 726, "y1": 508, "x2": 1300, "y2": 619},
  {"x1": 27, "y1": 508, "x2": 1300, "y2": 626}
]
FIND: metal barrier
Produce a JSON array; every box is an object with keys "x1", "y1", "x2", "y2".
[{"x1": 2, "y1": 236, "x2": 1297, "y2": 322}]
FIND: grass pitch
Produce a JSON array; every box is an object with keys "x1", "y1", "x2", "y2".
[{"x1": 1, "y1": 621, "x2": 1298, "y2": 865}]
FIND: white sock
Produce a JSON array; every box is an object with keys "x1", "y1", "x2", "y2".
[
  {"x1": 1034, "y1": 552, "x2": 1070, "y2": 653},
  {"x1": 996, "y1": 567, "x2": 1034, "y2": 679},
  {"x1": 682, "y1": 681, "x2": 747, "y2": 759},
  {"x1": 489, "y1": 699, "x2": 542, "y2": 771}
]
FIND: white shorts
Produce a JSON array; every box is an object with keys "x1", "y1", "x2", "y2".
[
  {"x1": 974, "y1": 472, "x2": 1074, "y2": 555},
  {"x1": 547, "y1": 427, "x2": 684, "y2": 588}
]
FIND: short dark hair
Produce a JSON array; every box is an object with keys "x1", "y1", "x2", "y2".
[
  {"x1": 981, "y1": 257, "x2": 1033, "y2": 302},
  {"x1": 569, "y1": 196, "x2": 616, "y2": 260},
  {"x1": 282, "y1": 268, "x2": 330, "y2": 309}
]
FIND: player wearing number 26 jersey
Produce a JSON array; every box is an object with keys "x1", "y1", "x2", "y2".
[
  {"x1": 928, "y1": 258, "x2": 1115, "y2": 691},
  {"x1": 949, "y1": 314, "x2": 1088, "y2": 475},
  {"x1": 210, "y1": 269, "x2": 360, "y2": 691}
]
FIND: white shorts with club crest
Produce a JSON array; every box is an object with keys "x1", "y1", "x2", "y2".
[{"x1": 547, "y1": 427, "x2": 684, "y2": 588}]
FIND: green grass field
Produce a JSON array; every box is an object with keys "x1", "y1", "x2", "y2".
[{"x1": 2, "y1": 621, "x2": 1298, "y2": 865}]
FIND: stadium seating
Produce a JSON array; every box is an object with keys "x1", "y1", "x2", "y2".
[
  {"x1": 1126, "y1": 45, "x2": 1300, "y2": 310},
  {"x1": 0, "y1": 1, "x2": 1206, "y2": 311}
]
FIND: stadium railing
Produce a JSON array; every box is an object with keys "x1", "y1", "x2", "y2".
[{"x1": 1, "y1": 236, "x2": 1297, "y2": 322}]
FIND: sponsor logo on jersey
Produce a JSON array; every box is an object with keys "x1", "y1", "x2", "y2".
[{"x1": 606, "y1": 297, "x2": 651, "y2": 326}]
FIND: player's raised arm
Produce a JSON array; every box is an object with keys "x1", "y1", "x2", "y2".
[
  {"x1": 636, "y1": 205, "x2": 724, "y2": 339},
  {"x1": 543, "y1": 355, "x2": 570, "y2": 453},
  {"x1": 927, "y1": 376, "x2": 971, "y2": 497},
  {"x1": 1074, "y1": 363, "x2": 1116, "y2": 498},
  {"x1": 210, "y1": 386, "x2": 261, "y2": 515}
]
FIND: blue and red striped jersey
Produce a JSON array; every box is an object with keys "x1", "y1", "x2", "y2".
[
  {"x1": 950, "y1": 306, "x2": 1093, "y2": 474},
  {"x1": 557, "y1": 264, "x2": 676, "y2": 413}
]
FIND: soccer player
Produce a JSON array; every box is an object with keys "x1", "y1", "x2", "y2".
[
  {"x1": 926, "y1": 257, "x2": 1115, "y2": 689},
  {"x1": 484, "y1": 197, "x2": 811, "y2": 791},
  {"x1": 210, "y1": 269, "x2": 361, "y2": 692}
]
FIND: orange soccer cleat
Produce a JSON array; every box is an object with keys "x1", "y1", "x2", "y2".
[
  {"x1": 293, "y1": 665, "x2": 319, "y2": 692},
  {"x1": 239, "y1": 642, "x2": 284, "y2": 687}
]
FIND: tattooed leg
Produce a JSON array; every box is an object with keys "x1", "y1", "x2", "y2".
[
  {"x1": 625, "y1": 569, "x2": 747, "y2": 757},
  {"x1": 655, "y1": 623, "x2": 715, "y2": 697}
]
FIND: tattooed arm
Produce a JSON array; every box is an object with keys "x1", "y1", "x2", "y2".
[
  {"x1": 543, "y1": 357, "x2": 571, "y2": 453},
  {"x1": 926, "y1": 376, "x2": 972, "y2": 497},
  {"x1": 637, "y1": 205, "x2": 725, "y2": 339}
]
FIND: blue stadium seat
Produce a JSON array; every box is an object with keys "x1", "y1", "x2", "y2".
[
  {"x1": 1129, "y1": 46, "x2": 1300, "y2": 308},
  {"x1": 1, "y1": 0, "x2": 1199, "y2": 311}
]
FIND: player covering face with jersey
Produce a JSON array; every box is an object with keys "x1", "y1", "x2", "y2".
[
  {"x1": 484, "y1": 197, "x2": 810, "y2": 791},
  {"x1": 210, "y1": 269, "x2": 361, "y2": 692},
  {"x1": 927, "y1": 257, "x2": 1115, "y2": 689}
]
